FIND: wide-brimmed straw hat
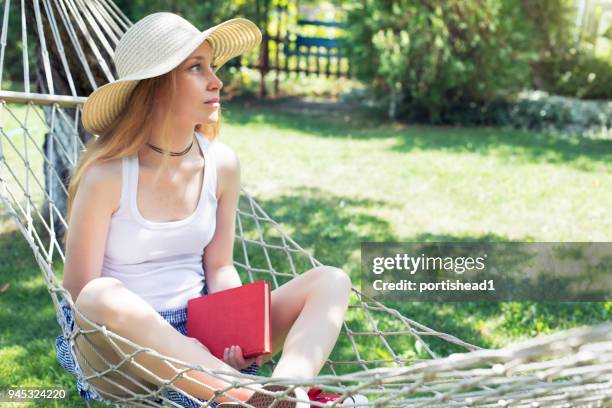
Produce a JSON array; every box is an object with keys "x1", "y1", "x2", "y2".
[{"x1": 82, "y1": 12, "x2": 261, "y2": 135}]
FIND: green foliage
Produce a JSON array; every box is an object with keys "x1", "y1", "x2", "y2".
[
  {"x1": 533, "y1": 45, "x2": 612, "y2": 100},
  {"x1": 371, "y1": 27, "x2": 410, "y2": 119},
  {"x1": 114, "y1": 0, "x2": 257, "y2": 27},
  {"x1": 439, "y1": 90, "x2": 612, "y2": 137},
  {"x1": 523, "y1": 0, "x2": 612, "y2": 100},
  {"x1": 342, "y1": 0, "x2": 535, "y2": 123},
  {"x1": 506, "y1": 91, "x2": 611, "y2": 135},
  {"x1": 341, "y1": 0, "x2": 610, "y2": 125},
  {"x1": 521, "y1": 0, "x2": 577, "y2": 53}
]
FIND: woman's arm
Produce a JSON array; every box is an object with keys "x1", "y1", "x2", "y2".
[
  {"x1": 63, "y1": 161, "x2": 120, "y2": 301},
  {"x1": 202, "y1": 143, "x2": 243, "y2": 294}
]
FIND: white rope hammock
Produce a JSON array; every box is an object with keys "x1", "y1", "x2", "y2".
[{"x1": 0, "y1": 1, "x2": 611, "y2": 407}]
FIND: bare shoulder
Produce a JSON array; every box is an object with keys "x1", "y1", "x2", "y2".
[
  {"x1": 210, "y1": 140, "x2": 239, "y2": 168},
  {"x1": 209, "y1": 140, "x2": 240, "y2": 200},
  {"x1": 79, "y1": 158, "x2": 123, "y2": 214}
]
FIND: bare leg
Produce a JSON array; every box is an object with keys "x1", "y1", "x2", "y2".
[
  {"x1": 73, "y1": 277, "x2": 263, "y2": 404},
  {"x1": 216, "y1": 267, "x2": 352, "y2": 407},
  {"x1": 264, "y1": 266, "x2": 353, "y2": 378}
]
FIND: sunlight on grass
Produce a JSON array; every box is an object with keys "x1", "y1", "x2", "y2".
[
  {"x1": 222, "y1": 105, "x2": 611, "y2": 242},
  {"x1": 1, "y1": 104, "x2": 49, "y2": 212}
]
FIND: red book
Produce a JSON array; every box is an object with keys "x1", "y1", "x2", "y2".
[{"x1": 187, "y1": 280, "x2": 272, "y2": 360}]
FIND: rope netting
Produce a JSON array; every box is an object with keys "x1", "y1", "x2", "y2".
[{"x1": 0, "y1": 0, "x2": 611, "y2": 407}]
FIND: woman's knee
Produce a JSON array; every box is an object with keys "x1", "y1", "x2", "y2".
[
  {"x1": 75, "y1": 277, "x2": 126, "y2": 327},
  {"x1": 310, "y1": 265, "x2": 353, "y2": 295}
]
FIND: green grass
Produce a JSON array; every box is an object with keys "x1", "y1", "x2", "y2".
[{"x1": 1, "y1": 98, "x2": 610, "y2": 406}]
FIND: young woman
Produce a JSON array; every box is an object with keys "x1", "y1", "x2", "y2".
[{"x1": 55, "y1": 12, "x2": 365, "y2": 408}]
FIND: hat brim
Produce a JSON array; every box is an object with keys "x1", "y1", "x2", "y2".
[{"x1": 82, "y1": 18, "x2": 261, "y2": 135}]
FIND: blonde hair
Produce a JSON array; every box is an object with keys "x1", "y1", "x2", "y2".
[{"x1": 64, "y1": 63, "x2": 222, "y2": 245}]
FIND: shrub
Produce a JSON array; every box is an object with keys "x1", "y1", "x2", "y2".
[
  {"x1": 437, "y1": 90, "x2": 612, "y2": 137},
  {"x1": 533, "y1": 46, "x2": 612, "y2": 100},
  {"x1": 342, "y1": 0, "x2": 535, "y2": 123}
]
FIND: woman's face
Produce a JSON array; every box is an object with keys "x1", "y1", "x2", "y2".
[{"x1": 170, "y1": 40, "x2": 223, "y2": 127}]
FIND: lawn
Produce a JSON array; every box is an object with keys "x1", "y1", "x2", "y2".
[{"x1": 1, "y1": 97, "x2": 610, "y2": 407}]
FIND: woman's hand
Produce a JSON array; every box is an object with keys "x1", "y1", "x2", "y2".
[{"x1": 223, "y1": 345, "x2": 263, "y2": 371}]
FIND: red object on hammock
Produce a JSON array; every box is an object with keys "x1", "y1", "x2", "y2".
[
  {"x1": 187, "y1": 280, "x2": 271, "y2": 360},
  {"x1": 308, "y1": 387, "x2": 345, "y2": 407}
]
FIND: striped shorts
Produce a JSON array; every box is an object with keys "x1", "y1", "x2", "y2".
[{"x1": 54, "y1": 286, "x2": 260, "y2": 408}]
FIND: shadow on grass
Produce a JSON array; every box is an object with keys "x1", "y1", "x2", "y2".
[
  {"x1": 371, "y1": 236, "x2": 609, "y2": 355},
  {"x1": 389, "y1": 126, "x2": 611, "y2": 172},
  {"x1": 240, "y1": 189, "x2": 611, "y2": 361},
  {"x1": 225, "y1": 97, "x2": 611, "y2": 172},
  {"x1": 238, "y1": 188, "x2": 498, "y2": 359},
  {"x1": 246, "y1": 186, "x2": 394, "y2": 266},
  {"x1": 1, "y1": 188, "x2": 609, "y2": 386}
]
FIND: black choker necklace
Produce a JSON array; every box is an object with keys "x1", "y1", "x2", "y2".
[{"x1": 146, "y1": 139, "x2": 194, "y2": 156}]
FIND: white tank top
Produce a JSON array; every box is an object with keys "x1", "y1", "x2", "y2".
[{"x1": 101, "y1": 130, "x2": 218, "y2": 311}]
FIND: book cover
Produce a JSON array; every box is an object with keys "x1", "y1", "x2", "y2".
[{"x1": 187, "y1": 280, "x2": 271, "y2": 360}]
